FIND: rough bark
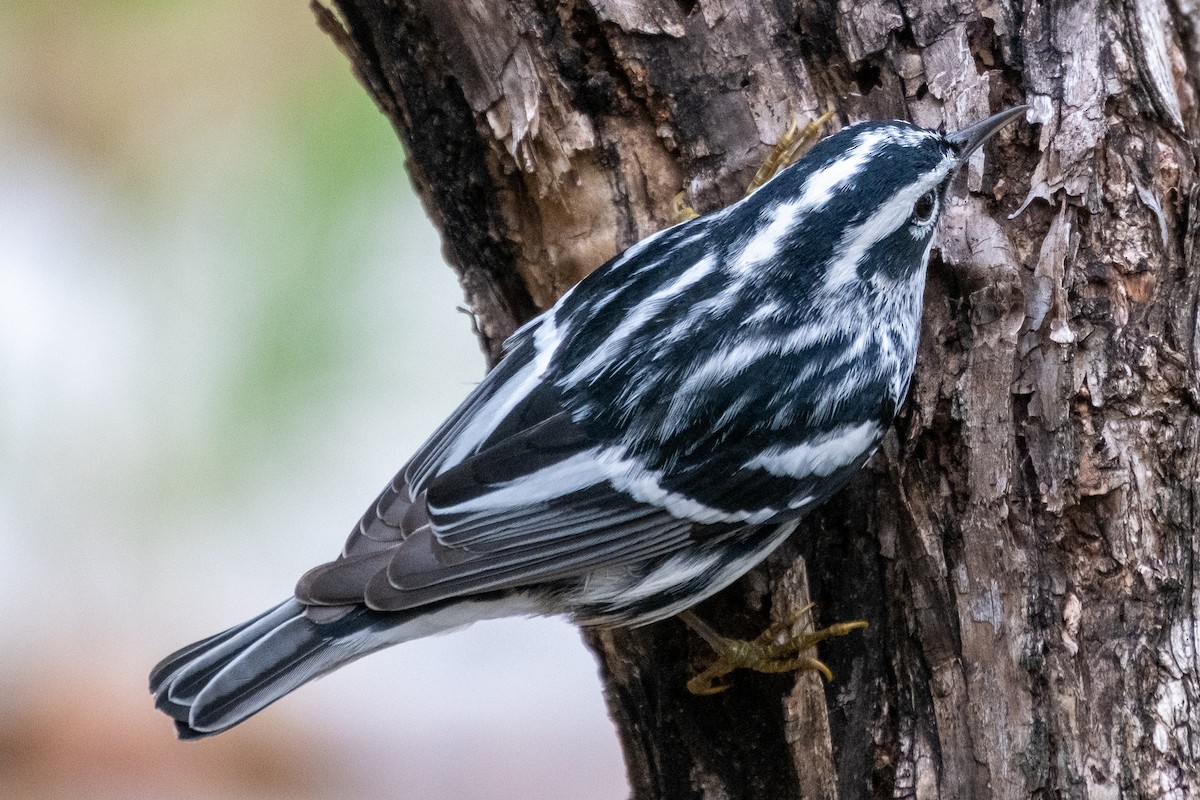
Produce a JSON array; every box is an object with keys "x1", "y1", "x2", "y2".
[{"x1": 315, "y1": 0, "x2": 1200, "y2": 797}]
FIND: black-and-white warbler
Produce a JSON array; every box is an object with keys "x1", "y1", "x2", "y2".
[{"x1": 151, "y1": 106, "x2": 1026, "y2": 736}]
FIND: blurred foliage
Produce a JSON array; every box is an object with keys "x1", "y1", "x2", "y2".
[{"x1": 0, "y1": 0, "x2": 440, "y2": 508}]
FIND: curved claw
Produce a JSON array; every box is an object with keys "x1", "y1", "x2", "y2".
[
  {"x1": 687, "y1": 670, "x2": 734, "y2": 696},
  {"x1": 682, "y1": 606, "x2": 868, "y2": 696},
  {"x1": 672, "y1": 191, "x2": 699, "y2": 223}
]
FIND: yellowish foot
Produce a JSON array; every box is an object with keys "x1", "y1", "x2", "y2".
[
  {"x1": 744, "y1": 108, "x2": 836, "y2": 194},
  {"x1": 672, "y1": 190, "x2": 700, "y2": 222},
  {"x1": 681, "y1": 604, "x2": 868, "y2": 696},
  {"x1": 671, "y1": 108, "x2": 836, "y2": 223}
]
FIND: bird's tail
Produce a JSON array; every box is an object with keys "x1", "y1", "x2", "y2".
[{"x1": 150, "y1": 596, "x2": 522, "y2": 739}]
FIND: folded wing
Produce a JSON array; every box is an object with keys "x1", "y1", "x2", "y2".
[{"x1": 297, "y1": 381, "x2": 694, "y2": 612}]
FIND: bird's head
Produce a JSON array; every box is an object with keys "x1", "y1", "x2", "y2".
[{"x1": 752, "y1": 106, "x2": 1027, "y2": 293}]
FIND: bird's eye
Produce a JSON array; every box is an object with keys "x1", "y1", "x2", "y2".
[{"x1": 910, "y1": 190, "x2": 937, "y2": 225}]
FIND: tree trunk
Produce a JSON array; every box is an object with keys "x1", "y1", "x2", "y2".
[{"x1": 314, "y1": 0, "x2": 1200, "y2": 796}]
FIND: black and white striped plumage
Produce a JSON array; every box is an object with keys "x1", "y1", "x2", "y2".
[{"x1": 151, "y1": 108, "x2": 1025, "y2": 738}]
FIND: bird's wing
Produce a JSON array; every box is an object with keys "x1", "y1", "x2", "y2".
[
  {"x1": 296, "y1": 406, "x2": 697, "y2": 611},
  {"x1": 295, "y1": 299, "x2": 707, "y2": 612},
  {"x1": 297, "y1": 217, "x2": 741, "y2": 612}
]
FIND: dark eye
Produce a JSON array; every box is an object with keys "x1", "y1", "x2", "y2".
[{"x1": 911, "y1": 190, "x2": 937, "y2": 224}]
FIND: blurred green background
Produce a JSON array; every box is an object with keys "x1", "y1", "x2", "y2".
[{"x1": 0, "y1": 3, "x2": 626, "y2": 798}]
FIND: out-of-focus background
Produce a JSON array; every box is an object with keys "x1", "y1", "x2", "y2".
[{"x1": 0, "y1": 2, "x2": 627, "y2": 798}]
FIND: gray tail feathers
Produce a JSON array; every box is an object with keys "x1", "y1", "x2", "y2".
[{"x1": 150, "y1": 599, "x2": 411, "y2": 739}]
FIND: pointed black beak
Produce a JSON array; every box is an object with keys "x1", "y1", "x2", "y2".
[{"x1": 945, "y1": 105, "x2": 1027, "y2": 160}]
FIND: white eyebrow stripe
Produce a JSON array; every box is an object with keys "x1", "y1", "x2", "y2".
[{"x1": 823, "y1": 152, "x2": 957, "y2": 289}]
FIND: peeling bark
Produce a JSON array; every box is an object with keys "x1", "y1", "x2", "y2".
[{"x1": 316, "y1": 0, "x2": 1200, "y2": 796}]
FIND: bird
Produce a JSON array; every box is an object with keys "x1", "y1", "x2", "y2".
[{"x1": 150, "y1": 105, "x2": 1026, "y2": 738}]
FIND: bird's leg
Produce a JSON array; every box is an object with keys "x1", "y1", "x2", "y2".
[
  {"x1": 672, "y1": 108, "x2": 836, "y2": 223},
  {"x1": 743, "y1": 108, "x2": 836, "y2": 194},
  {"x1": 680, "y1": 604, "x2": 868, "y2": 696}
]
